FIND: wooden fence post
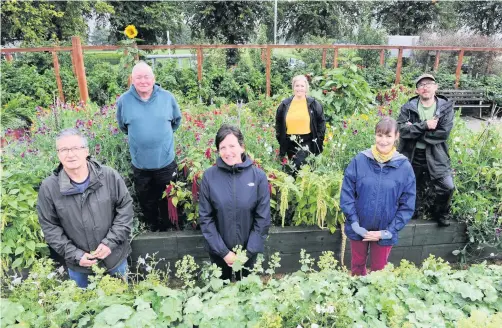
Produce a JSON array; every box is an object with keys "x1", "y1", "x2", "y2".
[
  {"x1": 52, "y1": 51, "x2": 65, "y2": 103},
  {"x1": 321, "y1": 49, "x2": 327, "y2": 69},
  {"x1": 333, "y1": 48, "x2": 338, "y2": 68},
  {"x1": 455, "y1": 49, "x2": 464, "y2": 89},
  {"x1": 197, "y1": 47, "x2": 203, "y2": 82},
  {"x1": 433, "y1": 50, "x2": 440, "y2": 72},
  {"x1": 380, "y1": 50, "x2": 385, "y2": 66},
  {"x1": 266, "y1": 46, "x2": 271, "y2": 97},
  {"x1": 71, "y1": 36, "x2": 88, "y2": 104},
  {"x1": 395, "y1": 48, "x2": 403, "y2": 85}
]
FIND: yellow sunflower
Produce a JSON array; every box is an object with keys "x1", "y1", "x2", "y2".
[{"x1": 124, "y1": 25, "x2": 138, "y2": 39}]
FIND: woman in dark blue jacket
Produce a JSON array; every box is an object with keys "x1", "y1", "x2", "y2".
[
  {"x1": 341, "y1": 117, "x2": 416, "y2": 276},
  {"x1": 199, "y1": 124, "x2": 271, "y2": 280}
]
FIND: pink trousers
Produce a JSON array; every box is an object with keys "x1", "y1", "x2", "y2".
[{"x1": 350, "y1": 240, "x2": 392, "y2": 276}]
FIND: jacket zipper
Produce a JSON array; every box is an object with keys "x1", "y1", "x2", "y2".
[
  {"x1": 233, "y1": 171, "x2": 237, "y2": 248},
  {"x1": 371, "y1": 165, "x2": 383, "y2": 230}
]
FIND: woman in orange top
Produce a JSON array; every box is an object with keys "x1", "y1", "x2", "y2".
[{"x1": 275, "y1": 75, "x2": 326, "y2": 175}]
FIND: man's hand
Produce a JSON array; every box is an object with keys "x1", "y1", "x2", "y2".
[
  {"x1": 79, "y1": 253, "x2": 97, "y2": 267},
  {"x1": 93, "y1": 243, "x2": 111, "y2": 260},
  {"x1": 426, "y1": 118, "x2": 438, "y2": 130},
  {"x1": 223, "y1": 251, "x2": 236, "y2": 267},
  {"x1": 363, "y1": 231, "x2": 382, "y2": 242}
]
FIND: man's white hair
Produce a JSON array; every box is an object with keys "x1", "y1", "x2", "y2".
[{"x1": 132, "y1": 61, "x2": 154, "y2": 77}]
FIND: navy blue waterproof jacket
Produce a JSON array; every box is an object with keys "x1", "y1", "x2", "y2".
[
  {"x1": 341, "y1": 150, "x2": 416, "y2": 246},
  {"x1": 198, "y1": 155, "x2": 271, "y2": 259}
]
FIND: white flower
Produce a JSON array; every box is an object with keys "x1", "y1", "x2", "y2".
[
  {"x1": 145, "y1": 265, "x2": 152, "y2": 272},
  {"x1": 47, "y1": 272, "x2": 56, "y2": 280},
  {"x1": 490, "y1": 253, "x2": 495, "y2": 257},
  {"x1": 454, "y1": 137, "x2": 460, "y2": 142},
  {"x1": 137, "y1": 257, "x2": 146, "y2": 265},
  {"x1": 491, "y1": 147, "x2": 495, "y2": 150},
  {"x1": 12, "y1": 277, "x2": 22, "y2": 286},
  {"x1": 57, "y1": 266, "x2": 65, "y2": 275},
  {"x1": 327, "y1": 305, "x2": 335, "y2": 313},
  {"x1": 311, "y1": 324, "x2": 319, "y2": 328},
  {"x1": 359, "y1": 305, "x2": 364, "y2": 313},
  {"x1": 297, "y1": 325, "x2": 303, "y2": 328},
  {"x1": 315, "y1": 304, "x2": 322, "y2": 313}
]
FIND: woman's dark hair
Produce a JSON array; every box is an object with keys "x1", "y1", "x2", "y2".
[
  {"x1": 375, "y1": 116, "x2": 398, "y2": 135},
  {"x1": 215, "y1": 124, "x2": 244, "y2": 150}
]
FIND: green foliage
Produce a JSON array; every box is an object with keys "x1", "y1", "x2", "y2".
[
  {"x1": 279, "y1": 1, "x2": 364, "y2": 43},
  {"x1": 1, "y1": 167, "x2": 49, "y2": 273},
  {"x1": 187, "y1": 1, "x2": 267, "y2": 66},
  {"x1": 0, "y1": 0, "x2": 113, "y2": 45},
  {"x1": 456, "y1": 1, "x2": 502, "y2": 36},
  {"x1": 309, "y1": 57, "x2": 375, "y2": 122},
  {"x1": 2, "y1": 255, "x2": 502, "y2": 327}
]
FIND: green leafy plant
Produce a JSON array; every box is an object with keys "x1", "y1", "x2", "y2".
[{"x1": 310, "y1": 56, "x2": 375, "y2": 122}]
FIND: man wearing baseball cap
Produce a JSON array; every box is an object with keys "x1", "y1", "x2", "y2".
[{"x1": 396, "y1": 74, "x2": 455, "y2": 227}]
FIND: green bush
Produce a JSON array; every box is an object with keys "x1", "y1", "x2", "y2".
[
  {"x1": 309, "y1": 57, "x2": 375, "y2": 122},
  {"x1": 2, "y1": 255, "x2": 501, "y2": 327}
]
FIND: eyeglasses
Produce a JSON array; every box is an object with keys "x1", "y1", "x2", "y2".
[
  {"x1": 417, "y1": 82, "x2": 436, "y2": 89},
  {"x1": 57, "y1": 146, "x2": 87, "y2": 155}
]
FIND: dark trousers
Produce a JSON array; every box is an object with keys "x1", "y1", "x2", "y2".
[
  {"x1": 132, "y1": 160, "x2": 177, "y2": 231},
  {"x1": 412, "y1": 149, "x2": 454, "y2": 221},
  {"x1": 209, "y1": 253, "x2": 257, "y2": 281},
  {"x1": 284, "y1": 133, "x2": 314, "y2": 176}
]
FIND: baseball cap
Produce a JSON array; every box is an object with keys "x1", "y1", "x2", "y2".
[{"x1": 415, "y1": 74, "x2": 436, "y2": 87}]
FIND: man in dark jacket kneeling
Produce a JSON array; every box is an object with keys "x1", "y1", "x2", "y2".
[
  {"x1": 397, "y1": 74, "x2": 455, "y2": 227},
  {"x1": 37, "y1": 128, "x2": 133, "y2": 287}
]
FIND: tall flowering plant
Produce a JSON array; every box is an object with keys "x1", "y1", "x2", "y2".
[{"x1": 118, "y1": 24, "x2": 146, "y2": 85}]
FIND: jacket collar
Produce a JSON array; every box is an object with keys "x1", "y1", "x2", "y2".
[
  {"x1": 361, "y1": 149, "x2": 408, "y2": 168},
  {"x1": 282, "y1": 96, "x2": 316, "y2": 106},
  {"x1": 55, "y1": 157, "x2": 103, "y2": 195},
  {"x1": 216, "y1": 154, "x2": 253, "y2": 173}
]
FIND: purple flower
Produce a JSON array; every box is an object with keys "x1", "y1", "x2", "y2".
[
  {"x1": 20, "y1": 152, "x2": 25, "y2": 158},
  {"x1": 496, "y1": 228, "x2": 501, "y2": 237},
  {"x1": 352, "y1": 129, "x2": 358, "y2": 135},
  {"x1": 94, "y1": 144, "x2": 101, "y2": 155}
]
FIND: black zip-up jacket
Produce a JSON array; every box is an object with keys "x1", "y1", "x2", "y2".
[
  {"x1": 198, "y1": 155, "x2": 271, "y2": 259},
  {"x1": 37, "y1": 158, "x2": 133, "y2": 273},
  {"x1": 275, "y1": 96, "x2": 326, "y2": 156},
  {"x1": 396, "y1": 94, "x2": 454, "y2": 179}
]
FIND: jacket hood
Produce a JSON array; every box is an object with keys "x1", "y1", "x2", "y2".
[
  {"x1": 216, "y1": 154, "x2": 253, "y2": 173},
  {"x1": 129, "y1": 83, "x2": 161, "y2": 103},
  {"x1": 361, "y1": 149, "x2": 408, "y2": 167},
  {"x1": 403, "y1": 94, "x2": 453, "y2": 117},
  {"x1": 54, "y1": 157, "x2": 103, "y2": 195}
]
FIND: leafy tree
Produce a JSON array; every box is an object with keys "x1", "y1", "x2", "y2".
[
  {"x1": 1, "y1": 0, "x2": 64, "y2": 45},
  {"x1": 1, "y1": 0, "x2": 113, "y2": 45},
  {"x1": 186, "y1": 0, "x2": 267, "y2": 66},
  {"x1": 456, "y1": 1, "x2": 502, "y2": 36},
  {"x1": 106, "y1": 1, "x2": 183, "y2": 44},
  {"x1": 278, "y1": 0, "x2": 364, "y2": 43},
  {"x1": 373, "y1": 0, "x2": 455, "y2": 35}
]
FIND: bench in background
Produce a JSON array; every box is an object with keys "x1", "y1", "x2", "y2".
[{"x1": 439, "y1": 89, "x2": 495, "y2": 119}]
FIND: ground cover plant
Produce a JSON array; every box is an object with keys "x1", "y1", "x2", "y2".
[{"x1": 1, "y1": 253, "x2": 501, "y2": 327}]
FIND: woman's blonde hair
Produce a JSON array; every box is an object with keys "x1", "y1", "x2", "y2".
[{"x1": 291, "y1": 75, "x2": 309, "y2": 93}]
